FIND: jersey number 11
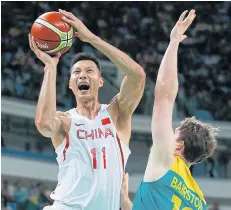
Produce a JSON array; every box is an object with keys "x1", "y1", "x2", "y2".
[{"x1": 91, "y1": 147, "x2": 107, "y2": 169}]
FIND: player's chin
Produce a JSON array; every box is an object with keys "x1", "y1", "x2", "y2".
[{"x1": 77, "y1": 90, "x2": 93, "y2": 100}]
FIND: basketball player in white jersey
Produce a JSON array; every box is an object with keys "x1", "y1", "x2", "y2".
[{"x1": 28, "y1": 9, "x2": 145, "y2": 210}]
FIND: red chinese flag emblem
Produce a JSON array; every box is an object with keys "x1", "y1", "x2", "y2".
[{"x1": 101, "y1": 117, "x2": 111, "y2": 125}]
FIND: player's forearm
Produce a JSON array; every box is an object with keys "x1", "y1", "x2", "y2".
[
  {"x1": 35, "y1": 64, "x2": 59, "y2": 135},
  {"x1": 155, "y1": 40, "x2": 180, "y2": 99},
  {"x1": 121, "y1": 198, "x2": 133, "y2": 210},
  {"x1": 90, "y1": 36, "x2": 145, "y2": 79}
]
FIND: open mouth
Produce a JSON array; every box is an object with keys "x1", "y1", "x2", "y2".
[{"x1": 78, "y1": 83, "x2": 90, "y2": 91}]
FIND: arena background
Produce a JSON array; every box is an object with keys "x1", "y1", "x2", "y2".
[{"x1": 1, "y1": 1, "x2": 231, "y2": 210}]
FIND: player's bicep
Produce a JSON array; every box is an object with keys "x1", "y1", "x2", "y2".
[
  {"x1": 117, "y1": 75, "x2": 145, "y2": 116},
  {"x1": 151, "y1": 96, "x2": 175, "y2": 164},
  {"x1": 36, "y1": 111, "x2": 68, "y2": 138}
]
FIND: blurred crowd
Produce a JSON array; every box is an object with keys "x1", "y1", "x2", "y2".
[
  {"x1": 1, "y1": 2, "x2": 231, "y2": 120},
  {"x1": 1, "y1": 181, "x2": 52, "y2": 210}
]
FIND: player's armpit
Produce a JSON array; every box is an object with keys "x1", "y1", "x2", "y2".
[{"x1": 117, "y1": 74, "x2": 145, "y2": 117}]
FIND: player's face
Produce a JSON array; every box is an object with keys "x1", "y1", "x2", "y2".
[{"x1": 69, "y1": 60, "x2": 104, "y2": 100}]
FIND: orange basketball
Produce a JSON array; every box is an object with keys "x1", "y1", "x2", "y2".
[{"x1": 31, "y1": 11, "x2": 74, "y2": 56}]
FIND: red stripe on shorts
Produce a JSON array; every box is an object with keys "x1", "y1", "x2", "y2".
[
  {"x1": 63, "y1": 134, "x2": 70, "y2": 161},
  {"x1": 116, "y1": 134, "x2": 124, "y2": 171}
]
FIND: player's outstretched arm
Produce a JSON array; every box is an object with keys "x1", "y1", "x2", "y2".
[
  {"x1": 146, "y1": 10, "x2": 196, "y2": 176},
  {"x1": 59, "y1": 9, "x2": 146, "y2": 118},
  {"x1": 29, "y1": 34, "x2": 66, "y2": 140},
  {"x1": 120, "y1": 173, "x2": 133, "y2": 210}
]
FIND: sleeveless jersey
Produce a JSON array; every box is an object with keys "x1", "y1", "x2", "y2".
[
  {"x1": 132, "y1": 156, "x2": 206, "y2": 210},
  {"x1": 50, "y1": 105, "x2": 131, "y2": 210}
]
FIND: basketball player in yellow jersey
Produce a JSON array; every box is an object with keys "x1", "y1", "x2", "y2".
[{"x1": 120, "y1": 10, "x2": 218, "y2": 210}]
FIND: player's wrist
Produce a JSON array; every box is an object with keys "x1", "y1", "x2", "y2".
[
  {"x1": 170, "y1": 38, "x2": 181, "y2": 44},
  {"x1": 44, "y1": 63, "x2": 58, "y2": 71},
  {"x1": 88, "y1": 35, "x2": 100, "y2": 45}
]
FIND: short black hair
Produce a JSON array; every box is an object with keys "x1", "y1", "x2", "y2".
[{"x1": 71, "y1": 53, "x2": 101, "y2": 72}]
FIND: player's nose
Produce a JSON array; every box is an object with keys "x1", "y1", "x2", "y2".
[{"x1": 79, "y1": 73, "x2": 87, "y2": 80}]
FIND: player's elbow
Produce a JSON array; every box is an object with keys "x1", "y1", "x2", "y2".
[
  {"x1": 130, "y1": 65, "x2": 146, "y2": 81},
  {"x1": 155, "y1": 82, "x2": 178, "y2": 101},
  {"x1": 137, "y1": 66, "x2": 146, "y2": 80},
  {"x1": 35, "y1": 120, "x2": 57, "y2": 138}
]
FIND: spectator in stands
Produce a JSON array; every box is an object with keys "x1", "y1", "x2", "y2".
[
  {"x1": 218, "y1": 151, "x2": 230, "y2": 178},
  {"x1": 208, "y1": 202, "x2": 220, "y2": 210},
  {"x1": 1, "y1": 1, "x2": 231, "y2": 120},
  {"x1": 14, "y1": 182, "x2": 29, "y2": 210},
  {"x1": 1, "y1": 136, "x2": 6, "y2": 148}
]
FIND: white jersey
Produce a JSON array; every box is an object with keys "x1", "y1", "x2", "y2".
[{"x1": 50, "y1": 105, "x2": 131, "y2": 210}]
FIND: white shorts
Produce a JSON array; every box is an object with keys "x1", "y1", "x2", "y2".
[
  {"x1": 43, "y1": 206, "x2": 59, "y2": 210},
  {"x1": 43, "y1": 202, "x2": 82, "y2": 210}
]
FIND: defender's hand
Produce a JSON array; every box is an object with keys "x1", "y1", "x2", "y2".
[
  {"x1": 28, "y1": 34, "x2": 60, "y2": 66},
  {"x1": 170, "y1": 9, "x2": 196, "y2": 42},
  {"x1": 59, "y1": 9, "x2": 96, "y2": 43},
  {"x1": 120, "y1": 173, "x2": 130, "y2": 204}
]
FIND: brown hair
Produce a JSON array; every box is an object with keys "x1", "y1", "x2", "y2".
[{"x1": 177, "y1": 117, "x2": 218, "y2": 164}]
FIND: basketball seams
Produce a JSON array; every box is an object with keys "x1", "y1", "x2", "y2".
[
  {"x1": 61, "y1": 20, "x2": 69, "y2": 50},
  {"x1": 32, "y1": 12, "x2": 74, "y2": 55},
  {"x1": 33, "y1": 22, "x2": 60, "y2": 41},
  {"x1": 45, "y1": 41, "x2": 67, "y2": 53},
  {"x1": 32, "y1": 35, "x2": 72, "y2": 42},
  {"x1": 36, "y1": 18, "x2": 67, "y2": 40}
]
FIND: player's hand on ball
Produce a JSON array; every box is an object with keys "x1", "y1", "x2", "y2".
[
  {"x1": 28, "y1": 34, "x2": 61, "y2": 66},
  {"x1": 59, "y1": 9, "x2": 96, "y2": 43},
  {"x1": 170, "y1": 9, "x2": 196, "y2": 42}
]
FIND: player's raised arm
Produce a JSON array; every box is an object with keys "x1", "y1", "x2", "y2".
[
  {"x1": 29, "y1": 34, "x2": 66, "y2": 141},
  {"x1": 59, "y1": 9, "x2": 146, "y2": 118},
  {"x1": 151, "y1": 10, "x2": 196, "y2": 166}
]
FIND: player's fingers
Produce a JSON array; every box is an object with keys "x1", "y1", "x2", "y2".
[
  {"x1": 178, "y1": 10, "x2": 188, "y2": 22},
  {"x1": 59, "y1": 9, "x2": 76, "y2": 20},
  {"x1": 31, "y1": 36, "x2": 39, "y2": 52},
  {"x1": 74, "y1": 32, "x2": 80, "y2": 37},
  {"x1": 57, "y1": 52, "x2": 61, "y2": 58},
  {"x1": 181, "y1": 35, "x2": 188, "y2": 42},
  {"x1": 31, "y1": 36, "x2": 42, "y2": 58},
  {"x1": 28, "y1": 34, "x2": 33, "y2": 50},
  {"x1": 29, "y1": 34, "x2": 39, "y2": 56},
  {"x1": 184, "y1": 9, "x2": 196, "y2": 25},
  {"x1": 62, "y1": 16, "x2": 76, "y2": 27},
  {"x1": 74, "y1": 32, "x2": 85, "y2": 41}
]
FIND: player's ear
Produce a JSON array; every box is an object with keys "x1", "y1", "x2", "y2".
[
  {"x1": 99, "y1": 77, "x2": 104, "y2": 88},
  {"x1": 69, "y1": 79, "x2": 72, "y2": 90},
  {"x1": 175, "y1": 141, "x2": 184, "y2": 152}
]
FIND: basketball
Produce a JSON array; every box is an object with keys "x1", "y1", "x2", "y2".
[{"x1": 31, "y1": 11, "x2": 74, "y2": 56}]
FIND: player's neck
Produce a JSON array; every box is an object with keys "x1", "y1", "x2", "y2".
[
  {"x1": 76, "y1": 99, "x2": 101, "y2": 120},
  {"x1": 181, "y1": 156, "x2": 192, "y2": 168},
  {"x1": 176, "y1": 153, "x2": 192, "y2": 168}
]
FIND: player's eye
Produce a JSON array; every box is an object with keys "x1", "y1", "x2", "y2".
[{"x1": 74, "y1": 70, "x2": 80, "y2": 74}]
